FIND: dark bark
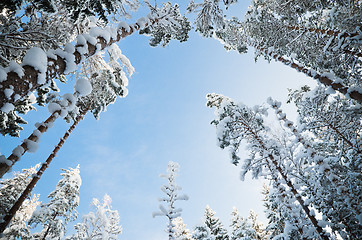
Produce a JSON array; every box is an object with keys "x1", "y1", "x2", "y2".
[
  {"x1": 0, "y1": 19, "x2": 155, "y2": 109},
  {"x1": 0, "y1": 110, "x2": 60, "y2": 178},
  {"x1": 256, "y1": 45, "x2": 362, "y2": 103},
  {"x1": 0, "y1": 109, "x2": 87, "y2": 234}
]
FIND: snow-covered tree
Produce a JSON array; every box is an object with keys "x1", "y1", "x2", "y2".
[
  {"x1": 67, "y1": 194, "x2": 122, "y2": 240},
  {"x1": 247, "y1": 211, "x2": 266, "y2": 240},
  {"x1": 193, "y1": 206, "x2": 229, "y2": 240},
  {"x1": 28, "y1": 166, "x2": 81, "y2": 239},
  {"x1": 153, "y1": 161, "x2": 189, "y2": 240},
  {"x1": 0, "y1": 164, "x2": 41, "y2": 239},
  {"x1": 0, "y1": 194, "x2": 40, "y2": 240},
  {"x1": 172, "y1": 217, "x2": 194, "y2": 240},
  {"x1": 230, "y1": 207, "x2": 256, "y2": 240},
  {"x1": 206, "y1": 93, "x2": 335, "y2": 239},
  {"x1": 0, "y1": 1, "x2": 190, "y2": 139},
  {"x1": 188, "y1": 0, "x2": 362, "y2": 103},
  {"x1": 0, "y1": 164, "x2": 39, "y2": 216}
]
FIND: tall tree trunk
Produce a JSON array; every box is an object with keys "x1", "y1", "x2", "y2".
[
  {"x1": 254, "y1": 44, "x2": 362, "y2": 103},
  {"x1": 269, "y1": 101, "x2": 361, "y2": 216},
  {"x1": 0, "y1": 18, "x2": 157, "y2": 109},
  {"x1": 268, "y1": 100, "x2": 360, "y2": 238},
  {"x1": 239, "y1": 119, "x2": 330, "y2": 240},
  {"x1": 0, "y1": 109, "x2": 87, "y2": 234},
  {"x1": 0, "y1": 110, "x2": 61, "y2": 178}
]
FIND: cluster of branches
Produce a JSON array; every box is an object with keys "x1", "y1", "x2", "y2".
[
  {"x1": 0, "y1": 0, "x2": 191, "y2": 233},
  {"x1": 0, "y1": 165, "x2": 122, "y2": 239}
]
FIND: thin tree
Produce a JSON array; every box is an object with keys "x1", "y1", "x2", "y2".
[
  {"x1": 153, "y1": 161, "x2": 189, "y2": 240},
  {"x1": 0, "y1": 110, "x2": 87, "y2": 234}
]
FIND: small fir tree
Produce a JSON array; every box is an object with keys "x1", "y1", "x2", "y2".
[
  {"x1": 67, "y1": 194, "x2": 122, "y2": 240},
  {"x1": 28, "y1": 166, "x2": 81, "y2": 239},
  {"x1": 153, "y1": 161, "x2": 189, "y2": 240}
]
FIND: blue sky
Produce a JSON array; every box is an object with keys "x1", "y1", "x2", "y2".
[{"x1": 0, "y1": 1, "x2": 317, "y2": 239}]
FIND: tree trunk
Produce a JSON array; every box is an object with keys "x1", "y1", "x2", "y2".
[
  {"x1": 0, "y1": 110, "x2": 61, "y2": 178},
  {"x1": 255, "y1": 44, "x2": 362, "y2": 103},
  {"x1": 269, "y1": 102, "x2": 361, "y2": 215},
  {"x1": 0, "y1": 109, "x2": 87, "y2": 234},
  {"x1": 239, "y1": 119, "x2": 330, "y2": 240},
  {"x1": 0, "y1": 18, "x2": 157, "y2": 109}
]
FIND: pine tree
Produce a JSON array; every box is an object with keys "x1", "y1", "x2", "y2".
[
  {"x1": 247, "y1": 211, "x2": 266, "y2": 240},
  {"x1": 206, "y1": 93, "x2": 332, "y2": 239},
  {"x1": 0, "y1": 164, "x2": 41, "y2": 239},
  {"x1": 0, "y1": 194, "x2": 40, "y2": 240},
  {"x1": 67, "y1": 194, "x2": 122, "y2": 240},
  {"x1": 0, "y1": 2, "x2": 190, "y2": 138},
  {"x1": 230, "y1": 207, "x2": 255, "y2": 240},
  {"x1": 153, "y1": 161, "x2": 189, "y2": 240},
  {"x1": 173, "y1": 217, "x2": 194, "y2": 240},
  {"x1": 28, "y1": 166, "x2": 81, "y2": 239},
  {"x1": 188, "y1": 0, "x2": 362, "y2": 102},
  {"x1": 0, "y1": 164, "x2": 39, "y2": 216},
  {"x1": 194, "y1": 206, "x2": 229, "y2": 240}
]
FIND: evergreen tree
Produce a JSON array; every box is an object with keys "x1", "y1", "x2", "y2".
[
  {"x1": 28, "y1": 166, "x2": 81, "y2": 239},
  {"x1": 67, "y1": 194, "x2": 122, "y2": 240},
  {"x1": 0, "y1": 164, "x2": 39, "y2": 216},
  {"x1": 0, "y1": 2, "x2": 190, "y2": 139},
  {"x1": 230, "y1": 207, "x2": 255, "y2": 240},
  {"x1": 247, "y1": 211, "x2": 265, "y2": 240},
  {"x1": 193, "y1": 225, "x2": 211, "y2": 240},
  {"x1": 153, "y1": 161, "x2": 189, "y2": 240},
  {"x1": 0, "y1": 194, "x2": 40, "y2": 240},
  {"x1": 194, "y1": 206, "x2": 229, "y2": 240},
  {"x1": 188, "y1": 0, "x2": 362, "y2": 103},
  {"x1": 173, "y1": 217, "x2": 194, "y2": 240},
  {"x1": 206, "y1": 93, "x2": 333, "y2": 239},
  {"x1": 0, "y1": 164, "x2": 40, "y2": 239}
]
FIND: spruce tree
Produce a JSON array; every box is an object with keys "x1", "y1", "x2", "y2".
[
  {"x1": 28, "y1": 166, "x2": 81, "y2": 239},
  {"x1": 153, "y1": 161, "x2": 189, "y2": 240},
  {"x1": 67, "y1": 194, "x2": 122, "y2": 240},
  {"x1": 199, "y1": 206, "x2": 229, "y2": 240}
]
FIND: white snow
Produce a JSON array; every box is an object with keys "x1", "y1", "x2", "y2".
[
  {"x1": 82, "y1": 33, "x2": 98, "y2": 45},
  {"x1": 14, "y1": 94, "x2": 20, "y2": 101},
  {"x1": 12, "y1": 145, "x2": 25, "y2": 157},
  {"x1": 60, "y1": 93, "x2": 77, "y2": 110},
  {"x1": 1, "y1": 103, "x2": 15, "y2": 113},
  {"x1": 0, "y1": 155, "x2": 12, "y2": 166},
  {"x1": 64, "y1": 43, "x2": 75, "y2": 54},
  {"x1": 137, "y1": 17, "x2": 147, "y2": 29},
  {"x1": 48, "y1": 102, "x2": 61, "y2": 114},
  {"x1": 0, "y1": 67, "x2": 6, "y2": 82},
  {"x1": 55, "y1": 49, "x2": 77, "y2": 74},
  {"x1": 118, "y1": 21, "x2": 130, "y2": 32},
  {"x1": 32, "y1": 129, "x2": 42, "y2": 139},
  {"x1": 47, "y1": 49, "x2": 57, "y2": 60},
  {"x1": 4, "y1": 88, "x2": 14, "y2": 99},
  {"x1": 7, "y1": 61, "x2": 24, "y2": 78},
  {"x1": 75, "y1": 78, "x2": 92, "y2": 96},
  {"x1": 24, "y1": 139, "x2": 39, "y2": 153},
  {"x1": 90, "y1": 27, "x2": 111, "y2": 43},
  {"x1": 22, "y1": 47, "x2": 48, "y2": 74},
  {"x1": 28, "y1": 93, "x2": 36, "y2": 104}
]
